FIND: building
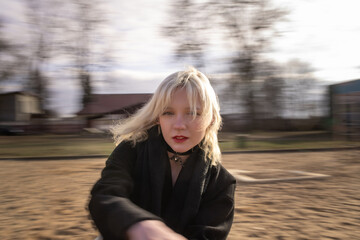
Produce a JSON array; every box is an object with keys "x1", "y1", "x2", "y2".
[
  {"x1": 77, "y1": 93, "x2": 153, "y2": 131},
  {"x1": 329, "y1": 79, "x2": 360, "y2": 139},
  {"x1": 0, "y1": 91, "x2": 42, "y2": 122}
]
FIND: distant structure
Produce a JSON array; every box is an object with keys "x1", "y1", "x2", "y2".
[
  {"x1": 329, "y1": 79, "x2": 360, "y2": 139},
  {"x1": 77, "y1": 93, "x2": 153, "y2": 131},
  {"x1": 0, "y1": 91, "x2": 44, "y2": 134},
  {"x1": 0, "y1": 91, "x2": 42, "y2": 122}
]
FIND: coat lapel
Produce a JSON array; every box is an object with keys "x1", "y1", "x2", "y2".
[
  {"x1": 178, "y1": 149, "x2": 211, "y2": 232},
  {"x1": 146, "y1": 128, "x2": 168, "y2": 215}
]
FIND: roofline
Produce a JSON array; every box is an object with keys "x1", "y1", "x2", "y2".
[
  {"x1": 0, "y1": 91, "x2": 40, "y2": 97},
  {"x1": 329, "y1": 78, "x2": 360, "y2": 87}
]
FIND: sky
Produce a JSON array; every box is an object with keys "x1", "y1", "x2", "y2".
[
  {"x1": 270, "y1": 0, "x2": 360, "y2": 82},
  {"x1": 98, "y1": 0, "x2": 360, "y2": 84},
  {"x1": 1, "y1": 0, "x2": 360, "y2": 116}
]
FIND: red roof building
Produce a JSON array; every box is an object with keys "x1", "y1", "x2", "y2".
[{"x1": 77, "y1": 93, "x2": 153, "y2": 129}]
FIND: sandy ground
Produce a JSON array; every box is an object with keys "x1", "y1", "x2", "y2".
[{"x1": 0, "y1": 150, "x2": 359, "y2": 240}]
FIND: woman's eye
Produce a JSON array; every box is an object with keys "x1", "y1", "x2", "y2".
[
  {"x1": 162, "y1": 111, "x2": 173, "y2": 115},
  {"x1": 188, "y1": 111, "x2": 201, "y2": 116}
]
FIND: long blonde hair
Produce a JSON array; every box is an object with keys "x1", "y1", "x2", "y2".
[{"x1": 110, "y1": 66, "x2": 222, "y2": 165}]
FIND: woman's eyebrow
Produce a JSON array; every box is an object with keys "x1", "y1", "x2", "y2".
[
  {"x1": 186, "y1": 107, "x2": 201, "y2": 110},
  {"x1": 164, "y1": 107, "x2": 202, "y2": 111}
]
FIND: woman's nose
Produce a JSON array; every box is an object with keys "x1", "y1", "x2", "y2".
[{"x1": 174, "y1": 114, "x2": 186, "y2": 129}]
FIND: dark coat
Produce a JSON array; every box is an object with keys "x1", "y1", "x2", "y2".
[{"x1": 88, "y1": 129, "x2": 236, "y2": 240}]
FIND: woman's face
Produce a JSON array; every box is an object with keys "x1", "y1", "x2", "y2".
[{"x1": 159, "y1": 88, "x2": 207, "y2": 153}]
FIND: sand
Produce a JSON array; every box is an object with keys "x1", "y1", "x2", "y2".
[{"x1": 0, "y1": 150, "x2": 359, "y2": 240}]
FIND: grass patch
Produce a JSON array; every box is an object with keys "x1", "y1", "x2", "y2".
[
  {"x1": 0, "y1": 135, "x2": 115, "y2": 158},
  {"x1": 0, "y1": 132, "x2": 359, "y2": 158},
  {"x1": 219, "y1": 138, "x2": 360, "y2": 151}
]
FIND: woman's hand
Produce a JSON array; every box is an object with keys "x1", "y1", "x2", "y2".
[{"x1": 126, "y1": 220, "x2": 187, "y2": 240}]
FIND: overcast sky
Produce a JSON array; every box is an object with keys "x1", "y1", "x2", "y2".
[
  {"x1": 95, "y1": 0, "x2": 360, "y2": 84},
  {"x1": 271, "y1": 0, "x2": 360, "y2": 82},
  {"x1": 1, "y1": 0, "x2": 360, "y2": 116}
]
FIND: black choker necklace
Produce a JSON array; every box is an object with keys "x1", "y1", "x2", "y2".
[
  {"x1": 169, "y1": 154, "x2": 185, "y2": 166},
  {"x1": 167, "y1": 146, "x2": 194, "y2": 155},
  {"x1": 166, "y1": 144, "x2": 195, "y2": 167}
]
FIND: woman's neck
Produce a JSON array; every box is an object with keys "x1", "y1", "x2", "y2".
[{"x1": 167, "y1": 152, "x2": 189, "y2": 186}]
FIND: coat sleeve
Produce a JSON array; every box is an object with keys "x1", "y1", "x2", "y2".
[
  {"x1": 184, "y1": 166, "x2": 237, "y2": 240},
  {"x1": 88, "y1": 141, "x2": 162, "y2": 239}
]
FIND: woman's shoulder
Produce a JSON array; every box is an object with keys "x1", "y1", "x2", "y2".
[
  {"x1": 113, "y1": 140, "x2": 136, "y2": 152},
  {"x1": 208, "y1": 163, "x2": 237, "y2": 188},
  {"x1": 110, "y1": 140, "x2": 143, "y2": 162},
  {"x1": 201, "y1": 163, "x2": 236, "y2": 202}
]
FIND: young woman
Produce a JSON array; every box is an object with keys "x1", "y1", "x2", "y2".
[{"x1": 88, "y1": 67, "x2": 236, "y2": 240}]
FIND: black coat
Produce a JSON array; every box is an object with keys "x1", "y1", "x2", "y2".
[{"x1": 88, "y1": 129, "x2": 236, "y2": 240}]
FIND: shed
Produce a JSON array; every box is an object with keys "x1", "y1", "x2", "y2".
[
  {"x1": 0, "y1": 91, "x2": 42, "y2": 122},
  {"x1": 329, "y1": 79, "x2": 360, "y2": 139}
]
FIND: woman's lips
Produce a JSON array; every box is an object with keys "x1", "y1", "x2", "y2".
[{"x1": 173, "y1": 136, "x2": 188, "y2": 143}]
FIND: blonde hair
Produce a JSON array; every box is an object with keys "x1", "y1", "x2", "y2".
[{"x1": 110, "y1": 66, "x2": 222, "y2": 165}]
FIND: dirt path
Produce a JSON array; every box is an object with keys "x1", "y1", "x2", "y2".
[{"x1": 0, "y1": 150, "x2": 359, "y2": 239}]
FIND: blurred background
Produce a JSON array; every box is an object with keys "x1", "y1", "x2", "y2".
[
  {"x1": 1, "y1": 1, "x2": 360, "y2": 239},
  {"x1": 0, "y1": 0, "x2": 359, "y2": 140}
]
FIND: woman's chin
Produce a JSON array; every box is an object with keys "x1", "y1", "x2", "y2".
[{"x1": 171, "y1": 144, "x2": 193, "y2": 153}]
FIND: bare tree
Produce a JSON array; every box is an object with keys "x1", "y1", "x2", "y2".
[
  {"x1": 261, "y1": 76, "x2": 285, "y2": 118},
  {"x1": 24, "y1": 0, "x2": 67, "y2": 111},
  {"x1": 64, "y1": 0, "x2": 111, "y2": 107},
  {"x1": 282, "y1": 59, "x2": 317, "y2": 118},
  {"x1": 162, "y1": 0, "x2": 210, "y2": 68},
  {"x1": 23, "y1": 0, "x2": 113, "y2": 110},
  {"x1": 252, "y1": 60, "x2": 285, "y2": 118},
  {"x1": 0, "y1": 20, "x2": 29, "y2": 86},
  {"x1": 0, "y1": 20, "x2": 12, "y2": 81},
  {"x1": 213, "y1": 0, "x2": 288, "y2": 129}
]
